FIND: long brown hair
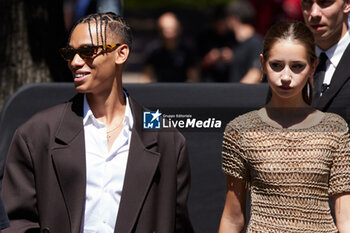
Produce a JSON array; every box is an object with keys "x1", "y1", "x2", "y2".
[{"x1": 263, "y1": 21, "x2": 316, "y2": 105}]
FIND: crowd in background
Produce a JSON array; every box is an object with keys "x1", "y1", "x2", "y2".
[
  {"x1": 0, "y1": 0, "x2": 305, "y2": 114},
  {"x1": 62, "y1": 0, "x2": 303, "y2": 83}
]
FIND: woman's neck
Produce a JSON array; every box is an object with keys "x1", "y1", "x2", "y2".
[
  {"x1": 263, "y1": 95, "x2": 317, "y2": 129},
  {"x1": 267, "y1": 93, "x2": 309, "y2": 109}
]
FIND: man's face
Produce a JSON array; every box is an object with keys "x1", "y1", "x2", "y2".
[
  {"x1": 301, "y1": 0, "x2": 350, "y2": 50},
  {"x1": 68, "y1": 23, "x2": 119, "y2": 94}
]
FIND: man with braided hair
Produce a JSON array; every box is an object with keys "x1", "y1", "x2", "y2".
[{"x1": 2, "y1": 12, "x2": 194, "y2": 233}]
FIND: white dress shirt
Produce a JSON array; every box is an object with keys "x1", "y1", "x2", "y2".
[
  {"x1": 316, "y1": 30, "x2": 350, "y2": 86},
  {"x1": 82, "y1": 93, "x2": 133, "y2": 233}
]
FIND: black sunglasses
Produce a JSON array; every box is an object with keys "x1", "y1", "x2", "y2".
[{"x1": 59, "y1": 44, "x2": 121, "y2": 61}]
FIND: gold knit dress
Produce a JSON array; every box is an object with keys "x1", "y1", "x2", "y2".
[{"x1": 222, "y1": 110, "x2": 350, "y2": 233}]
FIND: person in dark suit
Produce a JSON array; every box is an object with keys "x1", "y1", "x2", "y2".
[
  {"x1": 1, "y1": 12, "x2": 193, "y2": 233},
  {"x1": 301, "y1": 0, "x2": 350, "y2": 125}
]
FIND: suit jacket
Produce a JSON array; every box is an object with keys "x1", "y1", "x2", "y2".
[
  {"x1": 313, "y1": 43, "x2": 350, "y2": 126},
  {"x1": 1, "y1": 93, "x2": 194, "y2": 233}
]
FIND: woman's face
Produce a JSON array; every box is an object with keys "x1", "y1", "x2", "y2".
[{"x1": 261, "y1": 39, "x2": 316, "y2": 105}]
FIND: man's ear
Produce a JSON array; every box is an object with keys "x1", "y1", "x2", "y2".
[
  {"x1": 260, "y1": 54, "x2": 266, "y2": 73},
  {"x1": 344, "y1": 0, "x2": 350, "y2": 14},
  {"x1": 115, "y1": 44, "x2": 129, "y2": 65}
]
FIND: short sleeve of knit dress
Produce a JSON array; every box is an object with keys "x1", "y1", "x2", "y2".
[
  {"x1": 222, "y1": 120, "x2": 249, "y2": 182},
  {"x1": 329, "y1": 123, "x2": 350, "y2": 195}
]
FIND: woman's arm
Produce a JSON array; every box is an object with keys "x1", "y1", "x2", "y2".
[
  {"x1": 218, "y1": 175, "x2": 247, "y2": 233},
  {"x1": 334, "y1": 193, "x2": 350, "y2": 233}
]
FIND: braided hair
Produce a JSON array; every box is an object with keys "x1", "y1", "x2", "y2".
[{"x1": 68, "y1": 12, "x2": 133, "y2": 51}]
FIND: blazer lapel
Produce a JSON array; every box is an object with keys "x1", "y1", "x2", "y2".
[
  {"x1": 114, "y1": 96, "x2": 160, "y2": 233},
  {"x1": 51, "y1": 94, "x2": 86, "y2": 233},
  {"x1": 316, "y1": 43, "x2": 350, "y2": 110}
]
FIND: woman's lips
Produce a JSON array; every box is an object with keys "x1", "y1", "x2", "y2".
[{"x1": 279, "y1": 86, "x2": 292, "y2": 90}]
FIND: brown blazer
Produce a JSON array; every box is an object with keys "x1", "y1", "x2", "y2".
[{"x1": 2, "y1": 93, "x2": 194, "y2": 233}]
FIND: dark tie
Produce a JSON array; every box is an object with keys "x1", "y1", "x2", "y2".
[{"x1": 313, "y1": 52, "x2": 328, "y2": 102}]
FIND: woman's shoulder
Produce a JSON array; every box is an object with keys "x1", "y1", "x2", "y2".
[
  {"x1": 319, "y1": 112, "x2": 349, "y2": 132},
  {"x1": 225, "y1": 110, "x2": 261, "y2": 133}
]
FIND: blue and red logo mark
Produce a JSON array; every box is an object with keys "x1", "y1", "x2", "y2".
[{"x1": 143, "y1": 110, "x2": 162, "y2": 129}]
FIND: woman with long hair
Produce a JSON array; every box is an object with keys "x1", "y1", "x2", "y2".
[{"x1": 219, "y1": 21, "x2": 350, "y2": 232}]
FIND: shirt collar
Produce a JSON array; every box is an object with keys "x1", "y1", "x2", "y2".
[
  {"x1": 316, "y1": 30, "x2": 350, "y2": 68},
  {"x1": 123, "y1": 93, "x2": 134, "y2": 131},
  {"x1": 83, "y1": 95, "x2": 95, "y2": 126},
  {"x1": 83, "y1": 92, "x2": 134, "y2": 130}
]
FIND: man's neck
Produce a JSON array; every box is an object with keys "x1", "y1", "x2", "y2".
[
  {"x1": 86, "y1": 81, "x2": 126, "y2": 125},
  {"x1": 163, "y1": 38, "x2": 178, "y2": 50}
]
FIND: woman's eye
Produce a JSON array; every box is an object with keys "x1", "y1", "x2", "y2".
[
  {"x1": 290, "y1": 64, "x2": 306, "y2": 73},
  {"x1": 269, "y1": 62, "x2": 284, "y2": 71}
]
